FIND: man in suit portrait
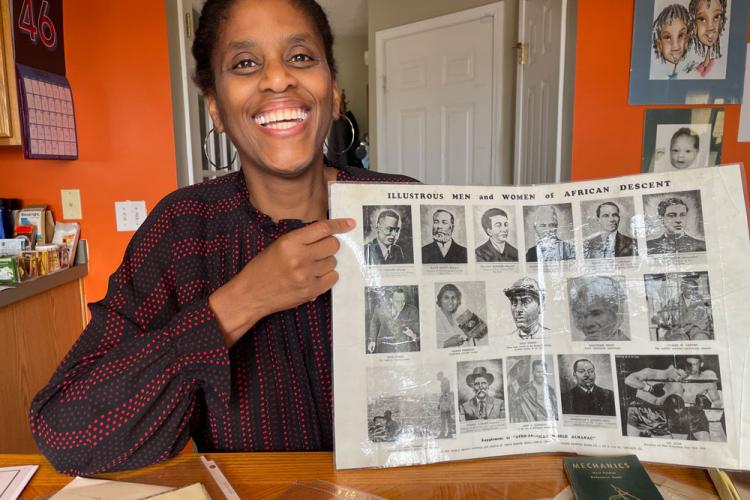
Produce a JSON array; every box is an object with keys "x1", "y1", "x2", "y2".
[
  {"x1": 475, "y1": 208, "x2": 519, "y2": 262},
  {"x1": 364, "y1": 209, "x2": 407, "y2": 265},
  {"x1": 422, "y1": 208, "x2": 468, "y2": 264},
  {"x1": 460, "y1": 366, "x2": 503, "y2": 421},
  {"x1": 526, "y1": 205, "x2": 575, "y2": 262},
  {"x1": 583, "y1": 201, "x2": 638, "y2": 258},
  {"x1": 366, "y1": 288, "x2": 420, "y2": 354},
  {"x1": 561, "y1": 359, "x2": 616, "y2": 416},
  {"x1": 646, "y1": 197, "x2": 706, "y2": 255}
]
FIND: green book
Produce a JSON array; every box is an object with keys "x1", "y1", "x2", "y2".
[{"x1": 563, "y1": 455, "x2": 664, "y2": 500}]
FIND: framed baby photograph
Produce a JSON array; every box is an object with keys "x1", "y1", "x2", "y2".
[
  {"x1": 629, "y1": 0, "x2": 749, "y2": 105},
  {"x1": 641, "y1": 108, "x2": 724, "y2": 172}
]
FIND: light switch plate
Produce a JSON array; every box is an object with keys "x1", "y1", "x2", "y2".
[
  {"x1": 61, "y1": 189, "x2": 82, "y2": 220},
  {"x1": 115, "y1": 201, "x2": 148, "y2": 232}
]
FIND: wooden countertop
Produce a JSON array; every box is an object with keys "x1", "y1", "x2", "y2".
[{"x1": 0, "y1": 452, "x2": 725, "y2": 499}]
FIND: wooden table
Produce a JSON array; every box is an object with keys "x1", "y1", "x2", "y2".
[{"x1": 0, "y1": 452, "x2": 722, "y2": 499}]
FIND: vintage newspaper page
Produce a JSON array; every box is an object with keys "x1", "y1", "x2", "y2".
[{"x1": 330, "y1": 164, "x2": 749, "y2": 470}]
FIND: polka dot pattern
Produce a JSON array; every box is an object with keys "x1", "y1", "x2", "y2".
[{"x1": 28, "y1": 166, "x2": 415, "y2": 474}]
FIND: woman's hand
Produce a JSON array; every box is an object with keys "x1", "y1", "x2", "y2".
[{"x1": 209, "y1": 218, "x2": 355, "y2": 347}]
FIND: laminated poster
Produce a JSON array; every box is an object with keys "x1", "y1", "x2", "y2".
[{"x1": 330, "y1": 164, "x2": 750, "y2": 470}]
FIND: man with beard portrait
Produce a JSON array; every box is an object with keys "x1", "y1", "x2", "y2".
[
  {"x1": 461, "y1": 366, "x2": 503, "y2": 420},
  {"x1": 422, "y1": 209, "x2": 468, "y2": 264}
]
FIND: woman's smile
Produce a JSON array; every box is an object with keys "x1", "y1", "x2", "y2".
[{"x1": 252, "y1": 101, "x2": 311, "y2": 135}]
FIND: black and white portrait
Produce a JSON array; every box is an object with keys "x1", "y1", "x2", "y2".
[
  {"x1": 643, "y1": 191, "x2": 707, "y2": 255},
  {"x1": 642, "y1": 108, "x2": 724, "y2": 173},
  {"x1": 581, "y1": 198, "x2": 638, "y2": 259},
  {"x1": 473, "y1": 206, "x2": 519, "y2": 262},
  {"x1": 365, "y1": 286, "x2": 420, "y2": 354},
  {"x1": 503, "y1": 277, "x2": 549, "y2": 340},
  {"x1": 420, "y1": 205, "x2": 468, "y2": 264},
  {"x1": 616, "y1": 354, "x2": 725, "y2": 442},
  {"x1": 362, "y1": 205, "x2": 414, "y2": 265},
  {"x1": 653, "y1": 124, "x2": 712, "y2": 171},
  {"x1": 558, "y1": 354, "x2": 616, "y2": 417},
  {"x1": 522, "y1": 204, "x2": 576, "y2": 263},
  {"x1": 367, "y1": 365, "x2": 457, "y2": 443},
  {"x1": 507, "y1": 355, "x2": 558, "y2": 423},
  {"x1": 567, "y1": 276, "x2": 631, "y2": 342},
  {"x1": 435, "y1": 282, "x2": 488, "y2": 349},
  {"x1": 457, "y1": 360, "x2": 505, "y2": 429},
  {"x1": 644, "y1": 271, "x2": 715, "y2": 341},
  {"x1": 649, "y1": 0, "x2": 731, "y2": 81}
]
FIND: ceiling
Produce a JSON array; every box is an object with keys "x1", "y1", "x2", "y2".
[{"x1": 317, "y1": 0, "x2": 368, "y2": 37}]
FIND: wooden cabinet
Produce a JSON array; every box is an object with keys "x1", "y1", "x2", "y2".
[
  {"x1": 0, "y1": 266, "x2": 88, "y2": 452},
  {"x1": 0, "y1": 0, "x2": 21, "y2": 146}
]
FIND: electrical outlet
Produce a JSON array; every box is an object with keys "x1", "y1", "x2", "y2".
[{"x1": 61, "y1": 189, "x2": 82, "y2": 220}]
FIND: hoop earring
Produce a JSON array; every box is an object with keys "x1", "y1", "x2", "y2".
[
  {"x1": 324, "y1": 114, "x2": 356, "y2": 155},
  {"x1": 203, "y1": 127, "x2": 238, "y2": 170}
]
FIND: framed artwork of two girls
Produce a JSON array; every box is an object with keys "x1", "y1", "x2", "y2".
[{"x1": 629, "y1": 0, "x2": 749, "y2": 104}]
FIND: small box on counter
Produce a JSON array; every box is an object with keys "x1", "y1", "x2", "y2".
[
  {"x1": 0, "y1": 239, "x2": 27, "y2": 257},
  {"x1": 36, "y1": 244, "x2": 62, "y2": 274},
  {"x1": 16, "y1": 206, "x2": 55, "y2": 245},
  {"x1": 52, "y1": 222, "x2": 80, "y2": 268},
  {"x1": 0, "y1": 256, "x2": 22, "y2": 285}
]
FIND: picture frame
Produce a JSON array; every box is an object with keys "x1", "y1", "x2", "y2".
[
  {"x1": 629, "y1": 0, "x2": 749, "y2": 105},
  {"x1": 641, "y1": 108, "x2": 724, "y2": 172}
]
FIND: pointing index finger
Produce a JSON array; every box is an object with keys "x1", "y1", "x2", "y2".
[{"x1": 298, "y1": 218, "x2": 356, "y2": 244}]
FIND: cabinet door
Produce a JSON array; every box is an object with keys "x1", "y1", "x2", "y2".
[{"x1": 0, "y1": 0, "x2": 22, "y2": 146}]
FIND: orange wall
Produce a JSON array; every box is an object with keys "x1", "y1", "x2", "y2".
[
  {"x1": 0, "y1": 0, "x2": 179, "y2": 303},
  {"x1": 571, "y1": 0, "x2": 750, "y2": 183}
]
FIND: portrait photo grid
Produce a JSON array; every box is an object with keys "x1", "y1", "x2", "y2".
[{"x1": 331, "y1": 164, "x2": 748, "y2": 470}]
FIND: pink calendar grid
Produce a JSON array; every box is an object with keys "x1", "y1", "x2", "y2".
[{"x1": 23, "y1": 76, "x2": 78, "y2": 158}]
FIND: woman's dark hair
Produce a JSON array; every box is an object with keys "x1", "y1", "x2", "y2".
[{"x1": 192, "y1": 0, "x2": 337, "y2": 95}]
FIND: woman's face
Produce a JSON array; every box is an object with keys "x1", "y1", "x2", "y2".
[
  {"x1": 657, "y1": 18, "x2": 688, "y2": 64},
  {"x1": 670, "y1": 135, "x2": 698, "y2": 169},
  {"x1": 694, "y1": 0, "x2": 723, "y2": 48},
  {"x1": 439, "y1": 290, "x2": 460, "y2": 315},
  {"x1": 207, "y1": 0, "x2": 340, "y2": 177}
]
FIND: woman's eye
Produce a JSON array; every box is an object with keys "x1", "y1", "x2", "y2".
[
  {"x1": 289, "y1": 53, "x2": 314, "y2": 63},
  {"x1": 233, "y1": 59, "x2": 258, "y2": 70}
]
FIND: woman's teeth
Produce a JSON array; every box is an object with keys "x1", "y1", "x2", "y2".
[{"x1": 254, "y1": 109, "x2": 308, "y2": 129}]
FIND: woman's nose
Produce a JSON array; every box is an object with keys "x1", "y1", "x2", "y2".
[{"x1": 259, "y1": 59, "x2": 297, "y2": 93}]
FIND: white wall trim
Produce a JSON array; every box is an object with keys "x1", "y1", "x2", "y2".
[{"x1": 554, "y1": 0, "x2": 569, "y2": 183}]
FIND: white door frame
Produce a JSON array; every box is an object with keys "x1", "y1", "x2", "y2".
[
  {"x1": 513, "y1": 0, "x2": 572, "y2": 185},
  {"x1": 375, "y1": 3, "x2": 505, "y2": 185},
  {"x1": 167, "y1": 0, "x2": 239, "y2": 187},
  {"x1": 166, "y1": 0, "x2": 200, "y2": 187}
]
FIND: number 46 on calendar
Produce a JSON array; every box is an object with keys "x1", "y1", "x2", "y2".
[{"x1": 16, "y1": 0, "x2": 57, "y2": 49}]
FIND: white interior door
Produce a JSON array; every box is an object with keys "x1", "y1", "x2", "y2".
[
  {"x1": 513, "y1": 0, "x2": 565, "y2": 185},
  {"x1": 168, "y1": 0, "x2": 239, "y2": 187},
  {"x1": 376, "y1": 4, "x2": 504, "y2": 186}
]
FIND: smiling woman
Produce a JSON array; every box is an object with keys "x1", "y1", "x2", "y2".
[{"x1": 28, "y1": 0, "x2": 415, "y2": 475}]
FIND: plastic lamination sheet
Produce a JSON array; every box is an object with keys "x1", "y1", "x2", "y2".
[{"x1": 330, "y1": 164, "x2": 750, "y2": 470}]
